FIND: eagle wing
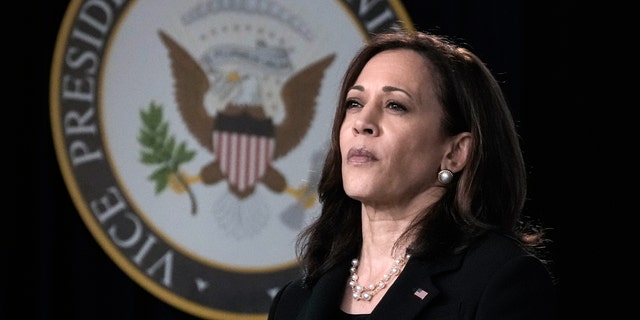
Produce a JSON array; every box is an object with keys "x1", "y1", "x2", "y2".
[
  {"x1": 274, "y1": 54, "x2": 336, "y2": 159},
  {"x1": 158, "y1": 30, "x2": 214, "y2": 152}
]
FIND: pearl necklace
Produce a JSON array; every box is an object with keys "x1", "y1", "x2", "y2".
[{"x1": 349, "y1": 253, "x2": 411, "y2": 301}]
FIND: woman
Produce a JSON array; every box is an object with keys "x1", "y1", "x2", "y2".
[{"x1": 268, "y1": 29, "x2": 556, "y2": 319}]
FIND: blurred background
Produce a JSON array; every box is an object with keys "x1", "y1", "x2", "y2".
[{"x1": 11, "y1": 0, "x2": 573, "y2": 318}]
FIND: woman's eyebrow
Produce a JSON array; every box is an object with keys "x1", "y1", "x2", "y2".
[
  {"x1": 383, "y1": 85, "x2": 412, "y2": 98},
  {"x1": 348, "y1": 85, "x2": 412, "y2": 98}
]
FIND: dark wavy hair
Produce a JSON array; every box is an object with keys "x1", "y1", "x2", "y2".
[{"x1": 296, "y1": 29, "x2": 549, "y2": 286}]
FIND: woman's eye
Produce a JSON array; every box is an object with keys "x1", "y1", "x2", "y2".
[
  {"x1": 345, "y1": 100, "x2": 361, "y2": 109},
  {"x1": 387, "y1": 102, "x2": 407, "y2": 111}
]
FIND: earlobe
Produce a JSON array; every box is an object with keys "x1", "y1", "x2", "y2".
[{"x1": 441, "y1": 132, "x2": 472, "y2": 173}]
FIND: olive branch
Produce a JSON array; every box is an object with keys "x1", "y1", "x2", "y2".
[{"x1": 138, "y1": 101, "x2": 198, "y2": 214}]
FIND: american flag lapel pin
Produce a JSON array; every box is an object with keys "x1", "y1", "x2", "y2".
[{"x1": 414, "y1": 288, "x2": 428, "y2": 300}]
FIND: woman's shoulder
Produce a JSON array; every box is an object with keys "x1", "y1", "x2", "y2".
[
  {"x1": 471, "y1": 231, "x2": 537, "y2": 257},
  {"x1": 461, "y1": 231, "x2": 552, "y2": 278},
  {"x1": 273, "y1": 277, "x2": 308, "y2": 300},
  {"x1": 474, "y1": 231, "x2": 528, "y2": 255},
  {"x1": 268, "y1": 277, "x2": 310, "y2": 319},
  {"x1": 461, "y1": 231, "x2": 557, "y2": 317}
]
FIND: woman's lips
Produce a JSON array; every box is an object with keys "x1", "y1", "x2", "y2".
[{"x1": 347, "y1": 148, "x2": 377, "y2": 163}]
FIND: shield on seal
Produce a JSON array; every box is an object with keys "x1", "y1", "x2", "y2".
[{"x1": 213, "y1": 112, "x2": 276, "y2": 194}]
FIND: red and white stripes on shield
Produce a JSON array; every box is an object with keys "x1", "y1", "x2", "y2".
[{"x1": 213, "y1": 130, "x2": 275, "y2": 192}]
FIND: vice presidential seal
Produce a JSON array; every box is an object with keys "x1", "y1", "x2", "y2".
[{"x1": 50, "y1": 0, "x2": 413, "y2": 318}]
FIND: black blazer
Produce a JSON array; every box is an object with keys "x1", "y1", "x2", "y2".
[{"x1": 268, "y1": 232, "x2": 556, "y2": 319}]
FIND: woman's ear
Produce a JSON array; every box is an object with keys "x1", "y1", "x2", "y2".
[{"x1": 441, "y1": 132, "x2": 472, "y2": 173}]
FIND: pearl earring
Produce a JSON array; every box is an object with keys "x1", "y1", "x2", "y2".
[{"x1": 437, "y1": 169, "x2": 453, "y2": 184}]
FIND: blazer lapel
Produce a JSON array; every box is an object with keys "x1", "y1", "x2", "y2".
[{"x1": 370, "y1": 255, "x2": 463, "y2": 319}]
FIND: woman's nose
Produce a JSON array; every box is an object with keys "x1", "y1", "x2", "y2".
[
  {"x1": 353, "y1": 126, "x2": 375, "y2": 135},
  {"x1": 352, "y1": 107, "x2": 379, "y2": 136}
]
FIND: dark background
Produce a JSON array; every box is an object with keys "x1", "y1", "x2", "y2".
[{"x1": 11, "y1": 0, "x2": 574, "y2": 318}]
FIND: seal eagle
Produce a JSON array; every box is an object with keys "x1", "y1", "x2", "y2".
[{"x1": 159, "y1": 30, "x2": 335, "y2": 199}]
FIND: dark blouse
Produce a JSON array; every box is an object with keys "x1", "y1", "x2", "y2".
[{"x1": 338, "y1": 309, "x2": 370, "y2": 320}]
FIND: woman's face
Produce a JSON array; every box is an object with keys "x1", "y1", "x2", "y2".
[{"x1": 340, "y1": 49, "x2": 449, "y2": 208}]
